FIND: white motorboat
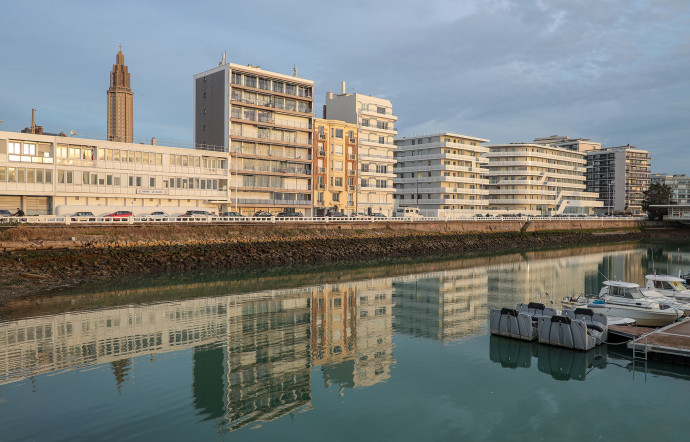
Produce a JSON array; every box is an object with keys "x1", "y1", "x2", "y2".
[
  {"x1": 562, "y1": 281, "x2": 682, "y2": 327},
  {"x1": 643, "y1": 274, "x2": 690, "y2": 302}
]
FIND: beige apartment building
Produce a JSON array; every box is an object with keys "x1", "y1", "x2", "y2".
[
  {"x1": 313, "y1": 118, "x2": 358, "y2": 215},
  {"x1": 0, "y1": 130, "x2": 229, "y2": 215},
  {"x1": 485, "y1": 143, "x2": 603, "y2": 215},
  {"x1": 393, "y1": 132, "x2": 490, "y2": 217},
  {"x1": 586, "y1": 145, "x2": 650, "y2": 215},
  {"x1": 324, "y1": 84, "x2": 397, "y2": 216},
  {"x1": 194, "y1": 59, "x2": 314, "y2": 216}
]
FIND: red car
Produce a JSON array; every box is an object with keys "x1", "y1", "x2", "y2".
[{"x1": 105, "y1": 210, "x2": 133, "y2": 220}]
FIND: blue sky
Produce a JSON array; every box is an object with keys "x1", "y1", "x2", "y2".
[{"x1": 1, "y1": 0, "x2": 688, "y2": 173}]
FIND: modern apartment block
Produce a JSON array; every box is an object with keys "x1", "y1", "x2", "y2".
[
  {"x1": 651, "y1": 173, "x2": 690, "y2": 204},
  {"x1": 107, "y1": 49, "x2": 134, "y2": 143},
  {"x1": 485, "y1": 143, "x2": 602, "y2": 215},
  {"x1": 393, "y1": 132, "x2": 490, "y2": 217},
  {"x1": 324, "y1": 84, "x2": 397, "y2": 216},
  {"x1": 0, "y1": 130, "x2": 229, "y2": 215},
  {"x1": 313, "y1": 118, "x2": 358, "y2": 215},
  {"x1": 586, "y1": 145, "x2": 650, "y2": 215},
  {"x1": 194, "y1": 59, "x2": 314, "y2": 216}
]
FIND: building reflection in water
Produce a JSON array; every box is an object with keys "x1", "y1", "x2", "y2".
[
  {"x1": 0, "y1": 242, "x2": 661, "y2": 431},
  {"x1": 392, "y1": 267, "x2": 488, "y2": 343}
]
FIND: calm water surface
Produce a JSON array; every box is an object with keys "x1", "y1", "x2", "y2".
[{"x1": 2, "y1": 240, "x2": 690, "y2": 441}]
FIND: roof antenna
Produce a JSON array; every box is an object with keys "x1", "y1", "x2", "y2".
[
  {"x1": 293, "y1": 65, "x2": 298, "y2": 77},
  {"x1": 220, "y1": 51, "x2": 226, "y2": 66}
]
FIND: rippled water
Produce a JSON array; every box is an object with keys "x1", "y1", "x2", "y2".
[{"x1": 1, "y1": 240, "x2": 690, "y2": 440}]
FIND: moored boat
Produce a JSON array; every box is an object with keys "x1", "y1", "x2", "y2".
[
  {"x1": 562, "y1": 281, "x2": 682, "y2": 327},
  {"x1": 643, "y1": 274, "x2": 690, "y2": 302}
]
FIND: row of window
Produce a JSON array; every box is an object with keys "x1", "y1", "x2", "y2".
[
  {"x1": 360, "y1": 179, "x2": 388, "y2": 188},
  {"x1": 316, "y1": 192, "x2": 355, "y2": 204},
  {"x1": 361, "y1": 164, "x2": 389, "y2": 173},
  {"x1": 0, "y1": 166, "x2": 52, "y2": 184},
  {"x1": 230, "y1": 71, "x2": 312, "y2": 98},
  {"x1": 6, "y1": 140, "x2": 229, "y2": 172},
  {"x1": 52, "y1": 169, "x2": 226, "y2": 191}
]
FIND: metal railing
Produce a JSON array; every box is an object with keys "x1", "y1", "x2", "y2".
[{"x1": 0, "y1": 215, "x2": 644, "y2": 226}]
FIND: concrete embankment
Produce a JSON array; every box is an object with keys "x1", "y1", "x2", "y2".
[{"x1": 0, "y1": 220, "x2": 684, "y2": 305}]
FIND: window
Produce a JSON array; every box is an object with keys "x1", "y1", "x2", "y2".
[
  {"x1": 335, "y1": 129, "x2": 343, "y2": 139},
  {"x1": 334, "y1": 177, "x2": 343, "y2": 187},
  {"x1": 150, "y1": 177, "x2": 156, "y2": 187},
  {"x1": 332, "y1": 192, "x2": 340, "y2": 202},
  {"x1": 23, "y1": 143, "x2": 36, "y2": 155},
  {"x1": 9, "y1": 142, "x2": 21, "y2": 155},
  {"x1": 379, "y1": 136, "x2": 386, "y2": 144},
  {"x1": 376, "y1": 165, "x2": 387, "y2": 174}
]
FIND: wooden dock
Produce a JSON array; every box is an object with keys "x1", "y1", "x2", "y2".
[
  {"x1": 608, "y1": 325, "x2": 655, "y2": 341},
  {"x1": 627, "y1": 319, "x2": 690, "y2": 364}
]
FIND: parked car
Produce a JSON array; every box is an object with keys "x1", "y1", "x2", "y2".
[
  {"x1": 71, "y1": 211, "x2": 96, "y2": 221},
  {"x1": 252, "y1": 211, "x2": 273, "y2": 218},
  {"x1": 144, "y1": 211, "x2": 169, "y2": 221},
  {"x1": 326, "y1": 212, "x2": 348, "y2": 218},
  {"x1": 370, "y1": 212, "x2": 387, "y2": 218},
  {"x1": 276, "y1": 211, "x2": 303, "y2": 218},
  {"x1": 178, "y1": 210, "x2": 213, "y2": 218},
  {"x1": 0, "y1": 209, "x2": 13, "y2": 217},
  {"x1": 220, "y1": 211, "x2": 246, "y2": 219},
  {"x1": 352, "y1": 212, "x2": 370, "y2": 219},
  {"x1": 105, "y1": 210, "x2": 133, "y2": 220}
]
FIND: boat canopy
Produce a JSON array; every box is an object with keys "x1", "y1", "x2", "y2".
[
  {"x1": 645, "y1": 274, "x2": 685, "y2": 282},
  {"x1": 603, "y1": 280, "x2": 640, "y2": 289},
  {"x1": 601, "y1": 281, "x2": 645, "y2": 299}
]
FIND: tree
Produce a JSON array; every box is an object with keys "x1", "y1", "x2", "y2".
[{"x1": 642, "y1": 182, "x2": 674, "y2": 220}]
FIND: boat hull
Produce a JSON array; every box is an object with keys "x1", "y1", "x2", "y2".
[{"x1": 564, "y1": 301, "x2": 679, "y2": 327}]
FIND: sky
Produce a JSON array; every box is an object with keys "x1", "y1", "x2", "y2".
[{"x1": 1, "y1": 0, "x2": 688, "y2": 173}]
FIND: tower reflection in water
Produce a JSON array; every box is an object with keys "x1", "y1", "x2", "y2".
[{"x1": 0, "y1": 242, "x2": 662, "y2": 431}]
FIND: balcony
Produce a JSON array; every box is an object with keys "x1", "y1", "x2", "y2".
[
  {"x1": 230, "y1": 95, "x2": 313, "y2": 115},
  {"x1": 358, "y1": 108, "x2": 398, "y2": 121},
  {"x1": 318, "y1": 167, "x2": 326, "y2": 173},
  {"x1": 230, "y1": 129, "x2": 310, "y2": 147}
]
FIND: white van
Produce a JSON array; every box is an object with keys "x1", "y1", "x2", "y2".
[{"x1": 394, "y1": 207, "x2": 423, "y2": 218}]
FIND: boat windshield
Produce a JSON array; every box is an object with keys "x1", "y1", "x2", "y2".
[
  {"x1": 609, "y1": 285, "x2": 645, "y2": 299},
  {"x1": 669, "y1": 281, "x2": 687, "y2": 291}
]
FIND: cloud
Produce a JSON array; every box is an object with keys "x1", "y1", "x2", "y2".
[{"x1": 1, "y1": 0, "x2": 688, "y2": 173}]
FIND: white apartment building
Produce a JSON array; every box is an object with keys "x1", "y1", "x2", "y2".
[
  {"x1": 325, "y1": 84, "x2": 397, "y2": 216},
  {"x1": 650, "y1": 174, "x2": 690, "y2": 204},
  {"x1": 194, "y1": 60, "x2": 314, "y2": 216},
  {"x1": 0, "y1": 130, "x2": 229, "y2": 215},
  {"x1": 393, "y1": 132, "x2": 490, "y2": 217},
  {"x1": 586, "y1": 145, "x2": 650, "y2": 215},
  {"x1": 485, "y1": 143, "x2": 603, "y2": 215}
]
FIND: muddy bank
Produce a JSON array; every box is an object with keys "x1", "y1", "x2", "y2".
[{"x1": 0, "y1": 225, "x2": 687, "y2": 305}]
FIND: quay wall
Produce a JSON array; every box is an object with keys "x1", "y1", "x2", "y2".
[{"x1": 0, "y1": 220, "x2": 679, "y2": 305}]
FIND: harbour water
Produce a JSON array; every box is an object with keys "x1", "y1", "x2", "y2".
[{"x1": 2, "y1": 240, "x2": 690, "y2": 440}]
